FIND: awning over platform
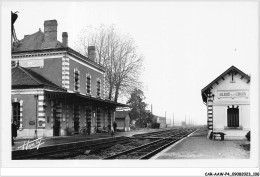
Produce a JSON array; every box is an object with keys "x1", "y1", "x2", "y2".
[{"x1": 44, "y1": 90, "x2": 129, "y2": 108}]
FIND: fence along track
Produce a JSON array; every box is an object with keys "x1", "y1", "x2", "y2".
[{"x1": 104, "y1": 128, "x2": 197, "y2": 160}]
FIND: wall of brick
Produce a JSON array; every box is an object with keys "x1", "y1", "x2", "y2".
[
  {"x1": 11, "y1": 94, "x2": 37, "y2": 129},
  {"x1": 30, "y1": 58, "x2": 63, "y2": 87},
  {"x1": 68, "y1": 58, "x2": 104, "y2": 98}
]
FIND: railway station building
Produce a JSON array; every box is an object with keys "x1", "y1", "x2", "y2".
[
  {"x1": 201, "y1": 66, "x2": 250, "y2": 139},
  {"x1": 11, "y1": 20, "x2": 128, "y2": 138}
]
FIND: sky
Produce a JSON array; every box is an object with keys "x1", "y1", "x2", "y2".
[{"x1": 4, "y1": 1, "x2": 258, "y2": 125}]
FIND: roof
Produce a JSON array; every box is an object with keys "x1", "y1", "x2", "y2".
[
  {"x1": 115, "y1": 111, "x2": 131, "y2": 119},
  {"x1": 12, "y1": 29, "x2": 105, "y2": 72},
  {"x1": 12, "y1": 30, "x2": 65, "y2": 52},
  {"x1": 12, "y1": 66, "x2": 65, "y2": 91},
  {"x1": 11, "y1": 66, "x2": 129, "y2": 107},
  {"x1": 44, "y1": 90, "x2": 130, "y2": 108},
  {"x1": 201, "y1": 65, "x2": 251, "y2": 103}
]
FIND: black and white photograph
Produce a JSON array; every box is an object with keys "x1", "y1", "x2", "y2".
[{"x1": 1, "y1": 0, "x2": 259, "y2": 176}]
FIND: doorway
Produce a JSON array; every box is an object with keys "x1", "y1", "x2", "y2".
[
  {"x1": 227, "y1": 107, "x2": 239, "y2": 127},
  {"x1": 53, "y1": 109, "x2": 60, "y2": 136},
  {"x1": 74, "y1": 105, "x2": 80, "y2": 133},
  {"x1": 12, "y1": 102, "x2": 20, "y2": 128},
  {"x1": 86, "y1": 108, "x2": 91, "y2": 134}
]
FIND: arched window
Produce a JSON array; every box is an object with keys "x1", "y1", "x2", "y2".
[
  {"x1": 227, "y1": 107, "x2": 239, "y2": 127},
  {"x1": 12, "y1": 102, "x2": 20, "y2": 128}
]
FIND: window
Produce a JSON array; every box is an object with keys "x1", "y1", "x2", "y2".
[
  {"x1": 12, "y1": 102, "x2": 20, "y2": 128},
  {"x1": 86, "y1": 75, "x2": 91, "y2": 94},
  {"x1": 74, "y1": 69, "x2": 80, "y2": 92},
  {"x1": 97, "y1": 80, "x2": 101, "y2": 97}
]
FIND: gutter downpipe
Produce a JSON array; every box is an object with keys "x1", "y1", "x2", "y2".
[{"x1": 34, "y1": 94, "x2": 38, "y2": 138}]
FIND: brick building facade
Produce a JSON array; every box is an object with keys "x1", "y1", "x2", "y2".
[{"x1": 11, "y1": 20, "x2": 127, "y2": 138}]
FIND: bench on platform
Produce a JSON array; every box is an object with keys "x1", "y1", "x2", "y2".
[
  {"x1": 97, "y1": 127, "x2": 109, "y2": 133},
  {"x1": 210, "y1": 132, "x2": 226, "y2": 141}
]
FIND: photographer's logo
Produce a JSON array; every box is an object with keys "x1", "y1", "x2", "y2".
[{"x1": 17, "y1": 137, "x2": 44, "y2": 150}]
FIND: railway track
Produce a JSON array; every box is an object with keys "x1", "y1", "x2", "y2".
[
  {"x1": 13, "y1": 128, "x2": 197, "y2": 160},
  {"x1": 132, "y1": 129, "x2": 178, "y2": 138},
  {"x1": 104, "y1": 128, "x2": 197, "y2": 160},
  {"x1": 13, "y1": 136, "x2": 131, "y2": 160}
]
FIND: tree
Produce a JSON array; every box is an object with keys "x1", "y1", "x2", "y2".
[
  {"x1": 75, "y1": 25, "x2": 143, "y2": 102},
  {"x1": 127, "y1": 88, "x2": 154, "y2": 128}
]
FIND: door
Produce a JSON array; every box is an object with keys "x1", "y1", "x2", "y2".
[
  {"x1": 227, "y1": 108, "x2": 239, "y2": 127},
  {"x1": 12, "y1": 102, "x2": 20, "y2": 128},
  {"x1": 74, "y1": 105, "x2": 80, "y2": 133},
  {"x1": 53, "y1": 109, "x2": 60, "y2": 136},
  {"x1": 74, "y1": 118, "x2": 79, "y2": 132},
  {"x1": 86, "y1": 108, "x2": 91, "y2": 134},
  {"x1": 87, "y1": 122, "x2": 91, "y2": 135}
]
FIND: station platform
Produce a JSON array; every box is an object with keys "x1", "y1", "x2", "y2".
[
  {"x1": 152, "y1": 128, "x2": 250, "y2": 159},
  {"x1": 12, "y1": 128, "x2": 161, "y2": 151}
]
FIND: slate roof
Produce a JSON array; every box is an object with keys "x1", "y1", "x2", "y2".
[
  {"x1": 201, "y1": 65, "x2": 250, "y2": 103},
  {"x1": 12, "y1": 29, "x2": 65, "y2": 52},
  {"x1": 12, "y1": 28, "x2": 105, "y2": 72},
  {"x1": 115, "y1": 111, "x2": 131, "y2": 119},
  {"x1": 12, "y1": 66, "x2": 65, "y2": 91}
]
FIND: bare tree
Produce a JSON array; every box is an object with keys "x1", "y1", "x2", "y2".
[{"x1": 75, "y1": 25, "x2": 143, "y2": 102}]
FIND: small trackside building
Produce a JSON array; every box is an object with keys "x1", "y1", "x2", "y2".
[
  {"x1": 115, "y1": 111, "x2": 131, "y2": 132},
  {"x1": 153, "y1": 116, "x2": 167, "y2": 128},
  {"x1": 201, "y1": 66, "x2": 250, "y2": 140}
]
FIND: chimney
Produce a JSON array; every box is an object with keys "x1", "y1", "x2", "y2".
[
  {"x1": 44, "y1": 20, "x2": 57, "y2": 43},
  {"x1": 62, "y1": 32, "x2": 68, "y2": 47},
  {"x1": 88, "y1": 46, "x2": 96, "y2": 61}
]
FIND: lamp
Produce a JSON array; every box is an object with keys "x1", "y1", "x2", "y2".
[{"x1": 212, "y1": 94, "x2": 215, "y2": 101}]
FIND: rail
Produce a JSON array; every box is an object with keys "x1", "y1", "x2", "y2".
[{"x1": 104, "y1": 128, "x2": 197, "y2": 160}]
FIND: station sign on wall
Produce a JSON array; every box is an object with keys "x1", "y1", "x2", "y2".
[
  {"x1": 217, "y1": 90, "x2": 249, "y2": 99},
  {"x1": 19, "y1": 59, "x2": 44, "y2": 68}
]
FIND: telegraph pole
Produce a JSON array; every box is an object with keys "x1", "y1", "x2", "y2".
[
  {"x1": 185, "y1": 115, "x2": 187, "y2": 127},
  {"x1": 164, "y1": 111, "x2": 167, "y2": 128},
  {"x1": 172, "y1": 112, "x2": 174, "y2": 127}
]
